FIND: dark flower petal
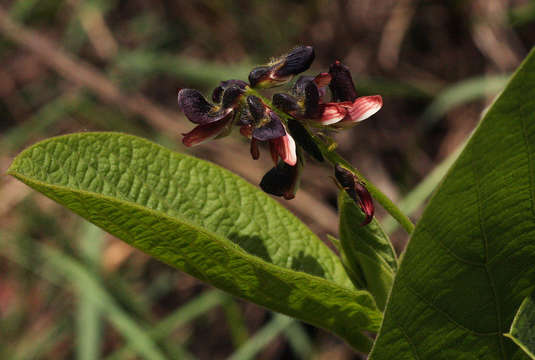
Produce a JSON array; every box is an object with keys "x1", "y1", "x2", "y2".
[
  {"x1": 248, "y1": 66, "x2": 272, "y2": 88},
  {"x1": 329, "y1": 60, "x2": 358, "y2": 102},
  {"x1": 212, "y1": 80, "x2": 248, "y2": 103},
  {"x1": 292, "y1": 75, "x2": 315, "y2": 95},
  {"x1": 287, "y1": 119, "x2": 323, "y2": 162},
  {"x1": 252, "y1": 111, "x2": 286, "y2": 141},
  {"x1": 304, "y1": 80, "x2": 320, "y2": 118},
  {"x1": 182, "y1": 114, "x2": 232, "y2": 147},
  {"x1": 272, "y1": 93, "x2": 300, "y2": 113},
  {"x1": 221, "y1": 85, "x2": 244, "y2": 109},
  {"x1": 355, "y1": 181, "x2": 374, "y2": 226},
  {"x1": 246, "y1": 95, "x2": 266, "y2": 122},
  {"x1": 334, "y1": 165, "x2": 374, "y2": 225},
  {"x1": 178, "y1": 89, "x2": 227, "y2": 124},
  {"x1": 211, "y1": 86, "x2": 224, "y2": 103},
  {"x1": 335, "y1": 165, "x2": 355, "y2": 190},
  {"x1": 274, "y1": 46, "x2": 315, "y2": 77},
  {"x1": 260, "y1": 161, "x2": 301, "y2": 200}
]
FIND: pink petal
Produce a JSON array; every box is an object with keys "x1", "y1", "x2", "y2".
[
  {"x1": 269, "y1": 133, "x2": 297, "y2": 166},
  {"x1": 182, "y1": 118, "x2": 230, "y2": 147},
  {"x1": 347, "y1": 95, "x2": 383, "y2": 123},
  {"x1": 281, "y1": 134, "x2": 297, "y2": 166},
  {"x1": 317, "y1": 103, "x2": 350, "y2": 125}
]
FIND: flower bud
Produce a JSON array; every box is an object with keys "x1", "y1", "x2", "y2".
[
  {"x1": 249, "y1": 46, "x2": 315, "y2": 88},
  {"x1": 334, "y1": 165, "x2": 374, "y2": 225},
  {"x1": 274, "y1": 46, "x2": 315, "y2": 77},
  {"x1": 329, "y1": 60, "x2": 358, "y2": 102}
]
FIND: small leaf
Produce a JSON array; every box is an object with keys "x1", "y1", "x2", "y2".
[
  {"x1": 338, "y1": 191, "x2": 397, "y2": 310},
  {"x1": 8, "y1": 132, "x2": 381, "y2": 352},
  {"x1": 505, "y1": 292, "x2": 535, "y2": 359}
]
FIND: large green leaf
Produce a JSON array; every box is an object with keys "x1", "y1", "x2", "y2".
[
  {"x1": 370, "y1": 48, "x2": 535, "y2": 359},
  {"x1": 7, "y1": 132, "x2": 381, "y2": 352},
  {"x1": 338, "y1": 191, "x2": 397, "y2": 310},
  {"x1": 506, "y1": 292, "x2": 535, "y2": 359}
]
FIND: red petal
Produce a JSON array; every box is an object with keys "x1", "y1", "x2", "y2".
[
  {"x1": 250, "y1": 138, "x2": 260, "y2": 160},
  {"x1": 355, "y1": 182, "x2": 374, "y2": 226},
  {"x1": 182, "y1": 118, "x2": 230, "y2": 147},
  {"x1": 346, "y1": 95, "x2": 383, "y2": 123}
]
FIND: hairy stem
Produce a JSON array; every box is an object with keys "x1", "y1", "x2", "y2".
[{"x1": 245, "y1": 87, "x2": 415, "y2": 234}]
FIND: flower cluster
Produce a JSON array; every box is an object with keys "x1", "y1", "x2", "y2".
[{"x1": 177, "y1": 46, "x2": 381, "y2": 223}]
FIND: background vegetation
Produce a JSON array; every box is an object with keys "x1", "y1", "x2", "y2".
[{"x1": 1, "y1": 1, "x2": 535, "y2": 359}]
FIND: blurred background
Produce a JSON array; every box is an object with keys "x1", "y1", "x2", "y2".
[{"x1": 0, "y1": 0, "x2": 534, "y2": 359}]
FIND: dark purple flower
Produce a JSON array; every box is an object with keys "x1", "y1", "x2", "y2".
[{"x1": 178, "y1": 85, "x2": 244, "y2": 147}]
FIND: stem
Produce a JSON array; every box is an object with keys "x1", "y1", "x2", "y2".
[{"x1": 245, "y1": 87, "x2": 415, "y2": 234}]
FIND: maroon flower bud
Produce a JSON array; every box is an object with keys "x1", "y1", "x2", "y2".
[
  {"x1": 334, "y1": 165, "x2": 374, "y2": 225},
  {"x1": 260, "y1": 161, "x2": 301, "y2": 200},
  {"x1": 354, "y1": 181, "x2": 374, "y2": 225},
  {"x1": 304, "y1": 80, "x2": 320, "y2": 118},
  {"x1": 329, "y1": 60, "x2": 358, "y2": 102}
]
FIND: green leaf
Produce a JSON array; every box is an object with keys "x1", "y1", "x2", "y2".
[
  {"x1": 8, "y1": 132, "x2": 381, "y2": 352},
  {"x1": 338, "y1": 191, "x2": 397, "y2": 310},
  {"x1": 370, "y1": 49, "x2": 535, "y2": 359},
  {"x1": 505, "y1": 292, "x2": 535, "y2": 359}
]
